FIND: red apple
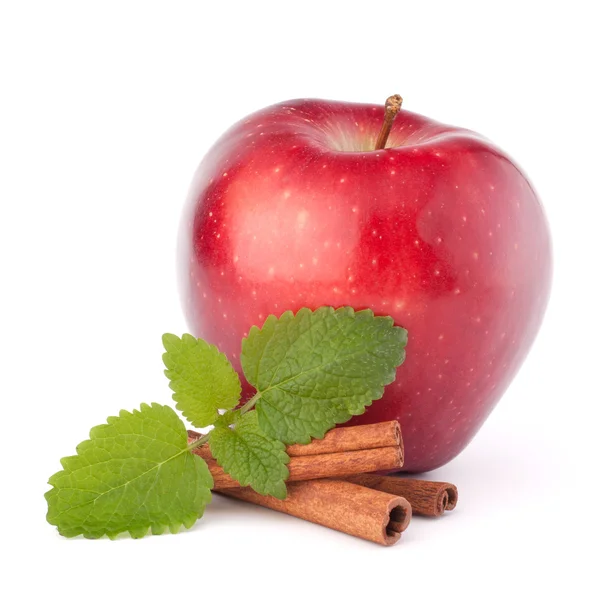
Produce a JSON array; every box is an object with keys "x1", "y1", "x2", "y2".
[{"x1": 178, "y1": 98, "x2": 552, "y2": 472}]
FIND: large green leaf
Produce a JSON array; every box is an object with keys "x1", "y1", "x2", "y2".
[
  {"x1": 241, "y1": 307, "x2": 407, "y2": 444},
  {"x1": 45, "y1": 403, "x2": 213, "y2": 539}
]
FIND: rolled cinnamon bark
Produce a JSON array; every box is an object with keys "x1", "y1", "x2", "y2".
[
  {"x1": 286, "y1": 421, "x2": 402, "y2": 457},
  {"x1": 218, "y1": 479, "x2": 412, "y2": 545},
  {"x1": 205, "y1": 446, "x2": 403, "y2": 489},
  {"x1": 187, "y1": 420, "x2": 403, "y2": 460},
  {"x1": 343, "y1": 474, "x2": 458, "y2": 517}
]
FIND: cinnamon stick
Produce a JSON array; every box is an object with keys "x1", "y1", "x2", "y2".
[
  {"x1": 187, "y1": 420, "x2": 402, "y2": 460},
  {"x1": 343, "y1": 474, "x2": 458, "y2": 517},
  {"x1": 218, "y1": 479, "x2": 412, "y2": 545},
  {"x1": 286, "y1": 421, "x2": 402, "y2": 457},
  {"x1": 203, "y1": 446, "x2": 403, "y2": 489}
]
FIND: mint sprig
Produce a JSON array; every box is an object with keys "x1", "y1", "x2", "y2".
[{"x1": 45, "y1": 306, "x2": 408, "y2": 539}]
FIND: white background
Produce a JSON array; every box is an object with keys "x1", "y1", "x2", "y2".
[{"x1": 1, "y1": 1, "x2": 598, "y2": 587}]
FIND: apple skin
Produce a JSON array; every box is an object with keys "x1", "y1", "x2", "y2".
[{"x1": 178, "y1": 99, "x2": 552, "y2": 472}]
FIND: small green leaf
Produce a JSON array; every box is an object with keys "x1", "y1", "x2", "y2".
[
  {"x1": 242, "y1": 307, "x2": 407, "y2": 444},
  {"x1": 45, "y1": 403, "x2": 213, "y2": 539},
  {"x1": 163, "y1": 333, "x2": 241, "y2": 427},
  {"x1": 210, "y1": 411, "x2": 289, "y2": 499}
]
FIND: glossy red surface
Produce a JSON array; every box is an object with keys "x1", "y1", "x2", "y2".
[{"x1": 179, "y1": 99, "x2": 552, "y2": 472}]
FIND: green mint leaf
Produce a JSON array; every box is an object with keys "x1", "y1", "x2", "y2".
[
  {"x1": 242, "y1": 307, "x2": 407, "y2": 444},
  {"x1": 45, "y1": 403, "x2": 213, "y2": 539},
  {"x1": 210, "y1": 411, "x2": 289, "y2": 499},
  {"x1": 163, "y1": 333, "x2": 241, "y2": 427}
]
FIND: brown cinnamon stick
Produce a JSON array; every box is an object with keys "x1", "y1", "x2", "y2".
[
  {"x1": 343, "y1": 474, "x2": 458, "y2": 517},
  {"x1": 286, "y1": 421, "x2": 402, "y2": 456},
  {"x1": 204, "y1": 446, "x2": 403, "y2": 489},
  {"x1": 187, "y1": 420, "x2": 402, "y2": 460},
  {"x1": 218, "y1": 479, "x2": 412, "y2": 545}
]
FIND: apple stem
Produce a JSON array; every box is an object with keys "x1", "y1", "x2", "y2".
[{"x1": 374, "y1": 95, "x2": 403, "y2": 150}]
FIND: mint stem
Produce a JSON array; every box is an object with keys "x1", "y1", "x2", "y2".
[
  {"x1": 238, "y1": 393, "x2": 261, "y2": 414},
  {"x1": 188, "y1": 431, "x2": 211, "y2": 450},
  {"x1": 186, "y1": 391, "x2": 262, "y2": 452}
]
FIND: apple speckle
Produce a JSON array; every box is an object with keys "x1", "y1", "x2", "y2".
[
  {"x1": 454, "y1": 288, "x2": 461, "y2": 295},
  {"x1": 222, "y1": 172, "x2": 228, "y2": 177},
  {"x1": 296, "y1": 210, "x2": 309, "y2": 229},
  {"x1": 438, "y1": 334, "x2": 444, "y2": 340},
  {"x1": 339, "y1": 178, "x2": 345, "y2": 183},
  {"x1": 472, "y1": 251, "x2": 479, "y2": 260},
  {"x1": 208, "y1": 211, "x2": 213, "y2": 217}
]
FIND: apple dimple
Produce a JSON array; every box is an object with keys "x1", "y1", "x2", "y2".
[{"x1": 179, "y1": 98, "x2": 552, "y2": 472}]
